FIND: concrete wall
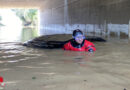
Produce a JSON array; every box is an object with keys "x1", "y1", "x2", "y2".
[
  {"x1": 40, "y1": 0, "x2": 130, "y2": 39},
  {"x1": 0, "y1": 0, "x2": 130, "y2": 38}
]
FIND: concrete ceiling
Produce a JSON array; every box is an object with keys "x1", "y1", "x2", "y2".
[
  {"x1": 0, "y1": 0, "x2": 45, "y2": 8},
  {"x1": 0, "y1": 0, "x2": 129, "y2": 9},
  {"x1": 100, "y1": 0, "x2": 129, "y2": 6}
]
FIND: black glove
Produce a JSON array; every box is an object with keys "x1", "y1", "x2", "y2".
[{"x1": 88, "y1": 49, "x2": 93, "y2": 53}]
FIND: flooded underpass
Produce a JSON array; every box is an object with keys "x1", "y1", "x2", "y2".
[
  {"x1": 0, "y1": 0, "x2": 130, "y2": 90},
  {"x1": 0, "y1": 38, "x2": 130, "y2": 90}
]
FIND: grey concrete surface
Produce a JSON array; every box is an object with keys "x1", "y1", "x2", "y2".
[{"x1": 40, "y1": 0, "x2": 130, "y2": 39}]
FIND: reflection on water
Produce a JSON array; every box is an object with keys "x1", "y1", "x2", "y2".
[
  {"x1": 20, "y1": 28, "x2": 39, "y2": 42},
  {"x1": 0, "y1": 27, "x2": 39, "y2": 42}
]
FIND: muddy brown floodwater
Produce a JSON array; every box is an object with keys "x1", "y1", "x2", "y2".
[{"x1": 0, "y1": 39, "x2": 130, "y2": 90}]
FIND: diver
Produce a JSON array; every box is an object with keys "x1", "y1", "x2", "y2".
[{"x1": 63, "y1": 29, "x2": 96, "y2": 52}]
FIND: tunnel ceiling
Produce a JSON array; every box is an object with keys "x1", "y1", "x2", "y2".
[
  {"x1": 0, "y1": 0, "x2": 129, "y2": 8},
  {"x1": 100, "y1": 0, "x2": 128, "y2": 5},
  {"x1": 0, "y1": 0, "x2": 45, "y2": 1},
  {"x1": 0, "y1": 0, "x2": 45, "y2": 8}
]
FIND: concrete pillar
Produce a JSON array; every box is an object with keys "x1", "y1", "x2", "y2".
[
  {"x1": 128, "y1": 20, "x2": 130, "y2": 39},
  {"x1": 64, "y1": 0, "x2": 69, "y2": 32},
  {"x1": 104, "y1": 20, "x2": 108, "y2": 38}
]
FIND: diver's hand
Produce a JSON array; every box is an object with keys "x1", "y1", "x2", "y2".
[{"x1": 88, "y1": 49, "x2": 93, "y2": 53}]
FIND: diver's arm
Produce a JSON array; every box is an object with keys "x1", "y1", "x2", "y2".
[
  {"x1": 85, "y1": 41, "x2": 96, "y2": 52},
  {"x1": 62, "y1": 42, "x2": 70, "y2": 50}
]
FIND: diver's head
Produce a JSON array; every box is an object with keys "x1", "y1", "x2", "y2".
[{"x1": 73, "y1": 29, "x2": 85, "y2": 44}]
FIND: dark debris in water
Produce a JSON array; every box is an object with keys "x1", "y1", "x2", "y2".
[
  {"x1": 32, "y1": 76, "x2": 36, "y2": 80},
  {"x1": 74, "y1": 57, "x2": 83, "y2": 60},
  {"x1": 84, "y1": 80, "x2": 87, "y2": 82}
]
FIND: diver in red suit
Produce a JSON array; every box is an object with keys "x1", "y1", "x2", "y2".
[{"x1": 63, "y1": 29, "x2": 96, "y2": 52}]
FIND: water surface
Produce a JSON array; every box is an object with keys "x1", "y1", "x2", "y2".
[{"x1": 0, "y1": 39, "x2": 130, "y2": 90}]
